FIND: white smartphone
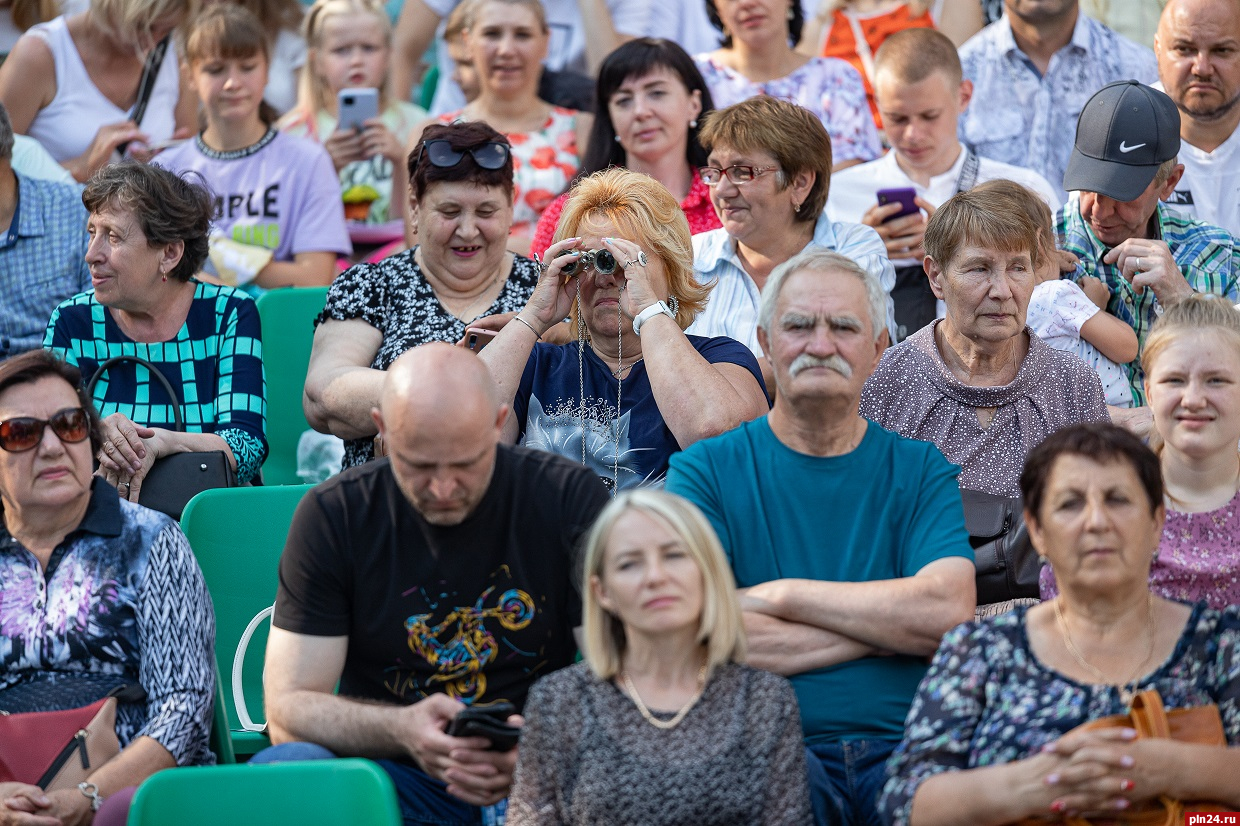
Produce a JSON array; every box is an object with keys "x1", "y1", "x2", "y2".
[{"x1": 337, "y1": 87, "x2": 379, "y2": 132}]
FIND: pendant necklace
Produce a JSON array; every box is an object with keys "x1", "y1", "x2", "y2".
[{"x1": 1053, "y1": 593, "x2": 1156, "y2": 707}]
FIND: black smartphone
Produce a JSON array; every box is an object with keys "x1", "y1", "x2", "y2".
[{"x1": 445, "y1": 701, "x2": 519, "y2": 751}]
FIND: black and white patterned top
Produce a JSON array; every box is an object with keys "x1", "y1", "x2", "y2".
[
  {"x1": 0, "y1": 481, "x2": 216, "y2": 765},
  {"x1": 509, "y1": 661, "x2": 812, "y2": 825},
  {"x1": 317, "y1": 247, "x2": 540, "y2": 468}
]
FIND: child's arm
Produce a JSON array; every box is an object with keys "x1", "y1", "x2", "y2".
[
  {"x1": 1079, "y1": 309, "x2": 1139, "y2": 365},
  {"x1": 256, "y1": 252, "x2": 337, "y2": 288}
]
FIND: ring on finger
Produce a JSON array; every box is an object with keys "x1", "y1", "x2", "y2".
[
  {"x1": 637, "y1": 251, "x2": 648, "y2": 267},
  {"x1": 532, "y1": 252, "x2": 549, "y2": 274},
  {"x1": 1135, "y1": 256, "x2": 1143, "y2": 271}
]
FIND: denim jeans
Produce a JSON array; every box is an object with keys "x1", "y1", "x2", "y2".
[
  {"x1": 250, "y1": 743, "x2": 507, "y2": 826},
  {"x1": 804, "y1": 738, "x2": 900, "y2": 826}
]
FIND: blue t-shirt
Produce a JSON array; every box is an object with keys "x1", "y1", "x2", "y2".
[
  {"x1": 514, "y1": 335, "x2": 764, "y2": 492},
  {"x1": 666, "y1": 417, "x2": 972, "y2": 743}
]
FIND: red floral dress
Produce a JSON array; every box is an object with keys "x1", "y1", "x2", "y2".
[{"x1": 439, "y1": 106, "x2": 582, "y2": 240}]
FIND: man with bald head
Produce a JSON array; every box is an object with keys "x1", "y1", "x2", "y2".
[
  {"x1": 1156, "y1": 0, "x2": 1240, "y2": 234},
  {"x1": 262, "y1": 343, "x2": 608, "y2": 825}
]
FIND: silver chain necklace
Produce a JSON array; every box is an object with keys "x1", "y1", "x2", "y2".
[{"x1": 574, "y1": 278, "x2": 623, "y2": 494}]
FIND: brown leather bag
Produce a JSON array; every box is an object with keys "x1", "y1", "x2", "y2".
[{"x1": 1032, "y1": 690, "x2": 1231, "y2": 826}]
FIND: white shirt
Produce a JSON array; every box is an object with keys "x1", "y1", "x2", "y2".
[
  {"x1": 1164, "y1": 127, "x2": 1240, "y2": 238},
  {"x1": 958, "y1": 13, "x2": 1157, "y2": 197},
  {"x1": 1026, "y1": 279, "x2": 1133, "y2": 407},
  {"x1": 826, "y1": 146, "x2": 1062, "y2": 267},
  {"x1": 687, "y1": 213, "x2": 897, "y2": 357}
]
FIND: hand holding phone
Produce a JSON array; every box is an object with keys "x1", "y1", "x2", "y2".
[
  {"x1": 444, "y1": 701, "x2": 520, "y2": 751},
  {"x1": 337, "y1": 87, "x2": 379, "y2": 133},
  {"x1": 876, "y1": 188, "x2": 920, "y2": 223},
  {"x1": 464, "y1": 327, "x2": 498, "y2": 351}
]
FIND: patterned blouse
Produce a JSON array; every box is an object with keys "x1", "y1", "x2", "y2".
[
  {"x1": 1041, "y1": 488, "x2": 1240, "y2": 609},
  {"x1": 859, "y1": 322, "x2": 1109, "y2": 497},
  {"x1": 693, "y1": 54, "x2": 882, "y2": 163},
  {"x1": 879, "y1": 604, "x2": 1240, "y2": 826},
  {"x1": 317, "y1": 248, "x2": 540, "y2": 467},
  {"x1": 0, "y1": 481, "x2": 216, "y2": 765},
  {"x1": 44, "y1": 280, "x2": 268, "y2": 484},
  {"x1": 439, "y1": 106, "x2": 582, "y2": 240},
  {"x1": 529, "y1": 171, "x2": 721, "y2": 259},
  {"x1": 509, "y1": 661, "x2": 811, "y2": 825}
]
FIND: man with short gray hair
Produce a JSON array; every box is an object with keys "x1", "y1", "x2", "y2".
[
  {"x1": 0, "y1": 102, "x2": 90, "y2": 360},
  {"x1": 666, "y1": 249, "x2": 975, "y2": 826}
]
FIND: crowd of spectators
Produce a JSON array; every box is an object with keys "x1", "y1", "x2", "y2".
[{"x1": 2, "y1": 0, "x2": 1240, "y2": 824}]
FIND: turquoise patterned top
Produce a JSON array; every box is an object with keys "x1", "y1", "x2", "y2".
[
  {"x1": 44, "y1": 280, "x2": 267, "y2": 483},
  {"x1": 879, "y1": 603, "x2": 1240, "y2": 826}
]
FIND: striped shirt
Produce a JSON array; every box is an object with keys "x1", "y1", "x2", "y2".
[
  {"x1": 1056, "y1": 196, "x2": 1240, "y2": 405},
  {"x1": 44, "y1": 280, "x2": 268, "y2": 483}
]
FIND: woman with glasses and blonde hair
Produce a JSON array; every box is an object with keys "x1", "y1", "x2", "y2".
[
  {"x1": 508, "y1": 489, "x2": 810, "y2": 825},
  {"x1": 478, "y1": 166, "x2": 768, "y2": 493}
]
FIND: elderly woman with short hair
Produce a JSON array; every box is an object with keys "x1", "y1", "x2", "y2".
[
  {"x1": 687, "y1": 95, "x2": 895, "y2": 371},
  {"x1": 860, "y1": 185, "x2": 1107, "y2": 499},
  {"x1": 480, "y1": 166, "x2": 768, "y2": 492},
  {"x1": 879, "y1": 423, "x2": 1240, "y2": 826},
  {"x1": 509, "y1": 489, "x2": 811, "y2": 824}
]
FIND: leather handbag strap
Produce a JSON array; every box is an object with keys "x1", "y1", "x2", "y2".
[
  {"x1": 117, "y1": 34, "x2": 170, "y2": 156},
  {"x1": 86, "y1": 355, "x2": 185, "y2": 432},
  {"x1": 1131, "y1": 691, "x2": 1172, "y2": 739}
]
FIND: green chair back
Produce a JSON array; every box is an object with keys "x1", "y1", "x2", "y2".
[
  {"x1": 128, "y1": 759, "x2": 402, "y2": 825},
  {"x1": 181, "y1": 485, "x2": 315, "y2": 761},
  {"x1": 255, "y1": 286, "x2": 329, "y2": 485}
]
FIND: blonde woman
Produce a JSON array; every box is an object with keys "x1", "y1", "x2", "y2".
[{"x1": 508, "y1": 489, "x2": 810, "y2": 825}]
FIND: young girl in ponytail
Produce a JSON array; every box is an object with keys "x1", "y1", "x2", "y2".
[{"x1": 156, "y1": 2, "x2": 349, "y2": 293}]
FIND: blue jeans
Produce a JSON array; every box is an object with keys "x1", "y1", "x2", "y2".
[
  {"x1": 805, "y1": 738, "x2": 900, "y2": 826},
  {"x1": 250, "y1": 743, "x2": 507, "y2": 826}
]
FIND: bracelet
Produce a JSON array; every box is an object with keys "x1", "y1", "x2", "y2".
[
  {"x1": 512, "y1": 315, "x2": 542, "y2": 341},
  {"x1": 78, "y1": 782, "x2": 104, "y2": 812}
]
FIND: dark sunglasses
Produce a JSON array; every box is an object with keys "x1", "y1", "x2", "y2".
[
  {"x1": 0, "y1": 407, "x2": 90, "y2": 453},
  {"x1": 560, "y1": 249, "x2": 618, "y2": 277},
  {"x1": 415, "y1": 139, "x2": 511, "y2": 171}
]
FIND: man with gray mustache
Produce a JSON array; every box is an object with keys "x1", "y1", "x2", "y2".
[{"x1": 666, "y1": 248, "x2": 976, "y2": 826}]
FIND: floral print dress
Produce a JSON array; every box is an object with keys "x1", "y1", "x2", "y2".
[
  {"x1": 878, "y1": 604, "x2": 1240, "y2": 826},
  {"x1": 439, "y1": 106, "x2": 582, "y2": 240}
]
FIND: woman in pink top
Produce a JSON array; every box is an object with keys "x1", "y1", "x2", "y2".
[{"x1": 531, "y1": 39, "x2": 721, "y2": 259}]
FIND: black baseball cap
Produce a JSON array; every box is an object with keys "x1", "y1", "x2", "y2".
[{"x1": 1062, "y1": 80, "x2": 1181, "y2": 202}]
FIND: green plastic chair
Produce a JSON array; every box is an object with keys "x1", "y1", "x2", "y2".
[
  {"x1": 181, "y1": 485, "x2": 315, "y2": 762},
  {"x1": 255, "y1": 286, "x2": 329, "y2": 485},
  {"x1": 127, "y1": 758, "x2": 402, "y2": 825}
]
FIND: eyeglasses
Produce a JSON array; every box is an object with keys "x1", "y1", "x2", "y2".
[
  {"x1": 0, "y1": 407, "x2": 90, "y2": 453},
  {"x1": 415, "y1": 139, "x2": 511, "y2": 171},
  {"x1": 698, "y1": 165, "x2": 780, "y2": 186},
  {"x1": 561, "y1": 249, "x2": 619, "y2": 277}
]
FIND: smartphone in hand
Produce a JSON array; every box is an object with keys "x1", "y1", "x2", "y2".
[
  {"x1": 876, "y1": 187, "x2": 920, "y2": 223},
  {"x1": 466, "y1": 328, "x2": 498, "y2": 352},
  {"x1": 337, "y1": 87, "x2": 379, "y2": 132},
  {"x1": 445, "y1": 701, "x2": 519, "y2": 751}
]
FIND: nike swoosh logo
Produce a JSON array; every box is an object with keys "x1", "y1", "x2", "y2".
[{"x1": 1118, "y1": 141, "x2": 1146, "y2": 153}]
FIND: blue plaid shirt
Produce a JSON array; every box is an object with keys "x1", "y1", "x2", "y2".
[
  {"x1": 44, "y1": 280, "x2": 268, "y2": 483},
  {"x1": 1056, "y1": 195, "x2": 1240, "y2": 405},
  {"x1": 0, "y1": 172, "x2": 90, "y2": 360}
]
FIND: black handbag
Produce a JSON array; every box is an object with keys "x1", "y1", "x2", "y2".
[
  {"x1": 87, "y1": 355, "x2": 236, "y2": 520},
  {"x1": 960, "y1": 489, "x2": 1041, "y2": 605}
]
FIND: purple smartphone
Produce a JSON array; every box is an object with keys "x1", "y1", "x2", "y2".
[{"x1": 876, "y1": 187, "x2": 919, "y2": 222}]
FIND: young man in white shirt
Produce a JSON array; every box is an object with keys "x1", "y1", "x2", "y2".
[
  {"x1": 1155, "y1": 0, "x2": 1240, "y2": 235},
  {"x1": 827, "y1": 28, "x2": 1058, "y2": 339}
]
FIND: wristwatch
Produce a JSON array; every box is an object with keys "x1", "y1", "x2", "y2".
[{"x1": 633, "y1": 300, "x2": 675, "y2": 337}]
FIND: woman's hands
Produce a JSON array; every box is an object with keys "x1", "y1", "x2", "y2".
[
  {"x1": 519, "y1": 237, "x2": 584, "y2": 335},
  {"x1": 96, "y1": 412, "x2": 167, "y2": 503},
  {"x1": 600, "y1": 236, "x2": 667, "y2": 321},
  {"x1": 0, "y1": 784, "x2": 59, "y2": 826}
]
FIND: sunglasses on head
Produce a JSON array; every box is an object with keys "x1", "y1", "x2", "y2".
[
  {"x1": 0, "y1": 407, "x2": 90, "y2": 453},
  {"x1": 416, "y1": 139, "x2": 511, "y2": 171},
  {"x1": 560, "y1": 249, "x2": 619, "y2": 277}
]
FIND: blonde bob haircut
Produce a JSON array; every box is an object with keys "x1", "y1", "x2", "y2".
[
  {"x1": 300, "y1": 0, "x2": 393, "y2": 114},
  {"x1": 580, "y1": 489, "x2": 745, "y2": 681},
  {"x1": 1142, "y1": 293, "x2": 1240, "y2": 456},
  {"x1": 90, "y1": 0, "x2": 189, "y2": 50},
  {"x1": 553, "y1": 168, "x2": 709, "y2": 331}
]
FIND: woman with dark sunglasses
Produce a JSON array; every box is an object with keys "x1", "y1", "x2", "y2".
[
  {"x1": 478, "y1": 167, "x2": 769, "y2": 493},
  {"x1": 305, "y1": 120, "x2": 547, "y2": 469},
  {"x1": 0, "y1": 350, "x2": 215, "y2": 824}
]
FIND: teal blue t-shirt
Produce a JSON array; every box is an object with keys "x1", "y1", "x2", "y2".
[{"x1": 666, "y1": 417, "x2": 971, "y2": 744}]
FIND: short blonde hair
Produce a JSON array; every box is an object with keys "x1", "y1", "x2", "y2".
[
  {"x1": 91, "y1": 0, "x2": 189, "y2": 50},
  {"x1": 553, "y1": 168, "x2": 709, "y2": 330},
  {"x1": 300, "y1": 0, "x2": 392, "y2": 114},
  {"x1": 467, "y1": 0, "x2": 547, "y2": 33},
  {"x1": 581, "y1": 489, "x2": 745, "y2": 681},
  {"x1": 444, "y1": 0, "x2": 479, "y2": 43}
]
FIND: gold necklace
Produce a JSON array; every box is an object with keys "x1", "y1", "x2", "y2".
[
  {"x1": 1053, "y1": 593, "x2": 1156, "y2": 707},
  {"x1": 621, "y1": 665, "x2": 707, "y2": 730}
]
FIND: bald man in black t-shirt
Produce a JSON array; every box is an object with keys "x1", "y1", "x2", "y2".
[{"x1": 260, "y1": 343, "x2": 608, "y2": 825}]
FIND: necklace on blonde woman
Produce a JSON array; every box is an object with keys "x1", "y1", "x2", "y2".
[
  {"x1": 1053, "y1": 592, "x2": 1156, "y2": 708},
  {"x1": 621, "y1": 665, "x2": 708, "y2": 730}
]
